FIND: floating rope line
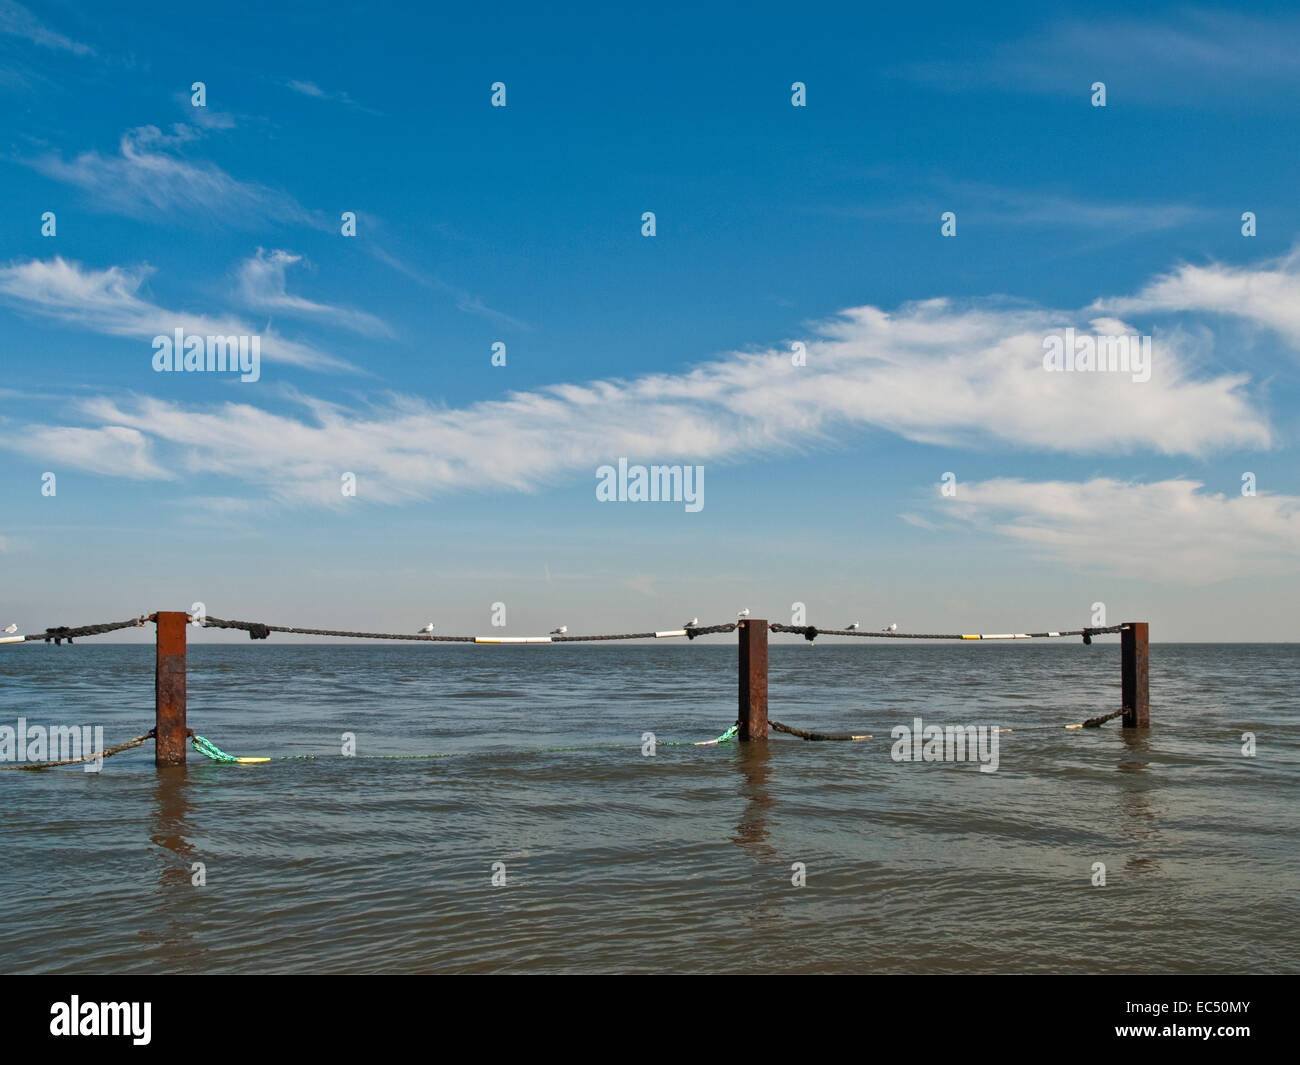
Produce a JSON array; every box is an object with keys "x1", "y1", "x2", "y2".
[
  {"x1": 770, "y1": 706, "x2": 1130, "y2": 740},
  {"x1": 5, "y1": 708, "x2": 1130, "y2": 773},
  {"x1": 771, "y1": 720, "x2": 872, "y2": 741},
  {"x1": 189, "y1": 722, "x2": 744, "y2": 765},
  {"x1": 0, "y1": 729, "x2": 155, "y2": 770},
  {"x1": 1081, "y1": 708, "x2": 1126, "y2": 729}
]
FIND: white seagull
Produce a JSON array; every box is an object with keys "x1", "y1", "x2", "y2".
[
  {"x1": 3, "y1": 624, "x2": 16, "y2": 634},
  {"x1": 684, "y1": 617, "x2": 699, "y2": 628},
  {"x1": 550, "y1": 625, "x2": 567, "y2": 635},
  {"x1": 883, "y1": 622, "x2": 898, "y2": 633},
  {"x1": 845, "y1": 622, "x2": 859, "y2": 631},
  {"x1": 737, "y1": 608, "x2": 750, "y2": 619},
  {"x1": 416, "y1": 623, "x2": 434, "y2": 634}
]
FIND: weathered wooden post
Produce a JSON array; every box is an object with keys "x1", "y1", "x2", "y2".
[
  {"x1": 155, "y1": 611, "x2": 188, "y2": 767},
  {"x1": 1121, "y1": 621, "x2": 1149, "y2": 728},
  {"x1": 738, "y1": 618, "x2": 768, "y2": 741}
]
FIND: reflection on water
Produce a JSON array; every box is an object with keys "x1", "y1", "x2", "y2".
[
  {"x1": 731, "y1": 743, "x2": 774, "y2": 861},
  {"x1": 0, "y1": 642, "x2": 1295, "y2": 973},
  {"x1": 150, "y1": 767, "x2": 195, "y2": 889},
  {"x1": 141, "y1": 768, "x2": 198, "y2": 960}
]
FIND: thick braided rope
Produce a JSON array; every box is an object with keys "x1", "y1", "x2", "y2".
[
  {"x1": 0, "y1": 729, "x2": 155, "y2": 770},
  {"x1": 771, "y1": 720, "x2": 869, "y2": 741},
  {"x1": 202, "y1": 617, "x2": 738, "y2": 642},
  {"x1": 203, "y1": 616, "x2": 476, "y2": 641},
  {"x1": 26, "y1": 617, "x2": 151, "y2": 644}
]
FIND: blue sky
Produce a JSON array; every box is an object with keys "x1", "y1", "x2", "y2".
[{"x1": 2, "y1": 1, "x2": 1299, "y2": 641}]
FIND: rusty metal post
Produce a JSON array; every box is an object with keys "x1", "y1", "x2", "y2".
[
  {"x1": 1121, "y1": 622, "x2": 1149, "y2": 728},
  {"x1": 738, "y1": 619, "x2": 768, "y2": 741},
  {"x1": 155, "y1": 611, "x2": 188, "y2": 767}
]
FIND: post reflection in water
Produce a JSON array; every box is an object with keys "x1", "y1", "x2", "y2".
[
  {"x1": 1117, "y1": 727, "x2": 1161, "y2": 875},
  {"x1": 730, "y1": 741, "x2": 775, "y2": 862},
  {"x1": 150, "y1": 766, "x2": 197, "y2": 888},
  {"x1": 133, "y1": 766, "x2": 201, "y2": 959}
]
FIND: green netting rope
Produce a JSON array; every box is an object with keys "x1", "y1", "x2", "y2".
[
  {"x1": 697, "y1": 723, "x2": 738, "y2": 745},
  {"x1": 191, "y1": 734, "x2": 239, "y2": 763}
]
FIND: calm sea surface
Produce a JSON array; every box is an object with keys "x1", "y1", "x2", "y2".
[{"x1": 0, "y1": 642, "x2": 1295, "y2": 974}]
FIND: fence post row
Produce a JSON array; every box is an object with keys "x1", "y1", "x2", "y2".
[{"x1": 144, "y1": 612, "x2": 1148, "y2": 765}]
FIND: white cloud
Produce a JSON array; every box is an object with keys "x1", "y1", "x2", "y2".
[
  {"x1": 236, "y1": 249, "x2": 392, "y2": 336},
  {"x1": 14, "y1": 425, "x2": 170, "y2": 479},
  {"x1": 0, "y1": 256, "x2": 354, "y2": 373},
  {"x1": 26, "y1": 124, "x2": 312, "y2": 225},
  {"x1": 1096, "y1": 248, "x2": 1300, "y2": 347},
  {"x1": 940, "y1": 478, "x2": 1300, "y2": 584},
  {"x1": 3, "y1": 289, "x2": 1266, "y2": 507}
]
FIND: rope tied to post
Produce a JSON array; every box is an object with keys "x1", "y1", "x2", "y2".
[
  {"x1": 771, "y1": 720, "x2": 871, "y2": 741},
  {"x1": 32, "y1": 616, "x2": 151, "y2": 645},
  {"x1": 0, "y1": 728, "x2": 156, "y2": 770},
  {"x1": 686, "y1": 622, "x2": 737, "y2": 640}
]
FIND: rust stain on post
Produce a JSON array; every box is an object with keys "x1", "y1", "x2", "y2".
[
  {"x1": 1121, "y1": 621, "x2": 1149, "y2": 728},
  {"x1": 155, "y1": 611, "x2": 188, "y2": 767},
  {"x1": 738, "y1": 618, "x2": 768, "y2": 741}
]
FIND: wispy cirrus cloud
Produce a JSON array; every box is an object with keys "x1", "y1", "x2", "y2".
[
  {"x1": 25, "y1": 124, "x2": 316, "y2": 226},
  {"x1": 834, "y1": 177, "x2": 1212, "y2": 235},
  {"x1": 0, "y1": 0, "x2": 92, "y2": 55},
  {"x1": 936, "y1": 477, "x2": 1300, "y2": 584},
  {"x1": 284, "y1": 78, "x2": 379, "y2": 114},
  {"x1": 0, "y1": 256, "x2": 355, "y2": 373},
  {"x1": 896, "y1": 10, "x2": 1300, "y2": 108},
  {"x1": 15, "y1": 425, "x2": 170, "y2": 479},
  {"x1": 235, "y1": 249, "x2": 393, "y2": 336},
  {"x1": 364, "y1": 242, "x2": 529, "y2": 331}
]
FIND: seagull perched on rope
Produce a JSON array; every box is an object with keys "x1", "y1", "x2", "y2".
[
  {"x1": 3, "y1": 624, "x2": 16, "y2": 634},
  {"x1": 883, "y1": 622, "x2": 898, "y2": 633},
  {"x1": 845, "y1": 622, "x2": 859, "y2": 631},
  {"x1": 416, "y1": 623, "x2": 434, "y2": 634},
  {"x1": 737, "y1": 608, "x2": 750, "y2": 619},
  {"x1": 684, "y1": 617, "x2": 699, "y2": 628},
  {"x1": 550, "y1": 625, "x2": 567, "y2": 635}
]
